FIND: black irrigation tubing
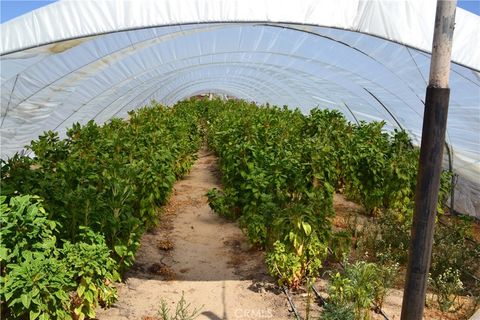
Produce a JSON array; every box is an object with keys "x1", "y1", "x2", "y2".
[
  {"x1": 282, "y1": 286, "x2": 302, "y2": 320},
  {"x1": 310, "y1": 283, "x2": 326, "y2": 305},
  {"x1": 374, "y1": 306, "x2": 390, "y2": 320},
  {"x1": 326, "y1": 248, "x2": 391, "y2": 320}
]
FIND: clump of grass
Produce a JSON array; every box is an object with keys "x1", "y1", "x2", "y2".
[{"x1": 157, "y1": 292, "x2": 203, "y2": 320}]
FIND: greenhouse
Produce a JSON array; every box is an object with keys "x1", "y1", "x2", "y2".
[{"x1": 1, "y1": 0, "x2": 479, "y2": 319}]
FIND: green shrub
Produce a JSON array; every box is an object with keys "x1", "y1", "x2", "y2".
[
  {"x1": 61, "y1": 227, "x2": 120, "y2": 317},
  {"x1": 1, "y1": 251, "x2": 73, "y2": 320},
  {"x1": 321, "y1": 303, "x2": 355, "y2": 320},
  {"x1": 429, "y1": 268, "x2": 464, "y2": 312},
  {"x1": 0, "y1": 195, "x2": 58, "y2": 268},
  {"x1": 327, "y1": 260, "x2": 396, "y2": 320},
  {"x1": 0, "y1": 195, "x2": 121, "y2": 320},
  {"x1": 206, "y1": 188, "x2": 237, "y2": 219},
  {"x1": 204, "y1": 100, "x2": 333, "y2": 287}
]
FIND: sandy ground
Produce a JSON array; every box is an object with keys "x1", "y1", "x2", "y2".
[{"x1": 96, "y1": 149, "x2": 290, "y2": 320}]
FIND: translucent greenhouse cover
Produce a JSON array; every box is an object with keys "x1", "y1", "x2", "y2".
[{"x1": 0, "y1": 0, "x2": 479, "y2": 217}]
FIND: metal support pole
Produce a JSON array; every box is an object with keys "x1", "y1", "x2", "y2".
[{"x1": 400, "y1": 1, "x2": 457, "y2": 319}]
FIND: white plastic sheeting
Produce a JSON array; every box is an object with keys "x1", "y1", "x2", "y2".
[{"x1": 0, "y1": 0, "x2": 479, "y2": 217}]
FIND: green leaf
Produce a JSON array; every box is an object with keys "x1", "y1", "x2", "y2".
[
  {"x1": 77, "y1": 279, "x2": 86, "y2": 297},
  {"x1": 0, "y1": 247, "x2": 8, "y2": 261},
  {"x1": 21, "y1": 293, "x2": 31, "y2": 308},
  {"x1": 31, "y1": 287, "x2": 40, "y2": 297},
  {"x1": 84, "y1": 289, "x2": 94, "y2": 303},
  {"x1": 4, "y1": 290, "x2": 14, "y2": 301},
  {"x1": 30, "y1": 309, "x2": 41, "y2": 320},
  {"x1": 301, "y1": 222, "x2": 312, "y2": 236},
  {"x1": 114, "y1": 245, "x2": 126, "y2": 256}
]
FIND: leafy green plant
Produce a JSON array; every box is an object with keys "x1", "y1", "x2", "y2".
[
  {"x1": 61, "y1": 227, "x2": 120, "y2": 318},
  {"x1": 356, "y1": 209, "x2": 411, "y2": 265},
  {"x1": 0, "y1": 251, "x2": 73, "y2": 320},
  {"x1": 266, "y1": 240, "x2": 303, "y2": 288},
  {"x1": 329, "y1": 231, "x2": 352, "y2": 262},
  {"x1": 204, "y1": 100, "x2": 333, "y2": 286},
  {"x1": 2, "y1": 97, "x2": 472, "y2": 318},
  {"x1": 0, "y1": 195, "x2": 123, "y2": 320},
  {"x1": 321, "y1": 303, "x2": 355, "y2": 320},
  {"x1": 429, "y1": 218, "x2": 479, "y2": 309},
  {"x1": 267, "y1": 202, "x2": 329, "y2": 287},
  {"x1": 0, "y1": 195, "x2": 58, "y2": 268},
  {"x1": 206, "y1": 188, "x2": 237, "y2": 219},
  {"x1": 429, "y1": 268, "x2": 464, "y2": 312},
  {"x1": 342, "y1": 121, "x2": 390, "y2": 215},
  {"x1": 327, "y1": 260, "x2": 394, "y2": 320},
  {"x1": 373, "y1": 262, "x2": 399, "y2": 308}
]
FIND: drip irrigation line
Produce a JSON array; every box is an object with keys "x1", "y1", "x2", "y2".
[
  {"x1": 374, "y1": 306, "x2": 390, "y2": 320},
  {"x1": 311, "y1": 284, "x2": 326, "y2": 305},
  {"x1": 282, "y1": 286, "x2": 302, "y2": 320}
]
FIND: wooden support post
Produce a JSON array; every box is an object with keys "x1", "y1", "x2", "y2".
[{"x1": 400, "y1": 1, "x2": 457, "y2": 319}]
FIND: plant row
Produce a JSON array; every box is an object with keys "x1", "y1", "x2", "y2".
[
  {"x1": 198, "y1": 98, "x2": 469, "y2": 317},
  {"x1": 0, "y1": 102, "x2": 201, "y2": 319}
]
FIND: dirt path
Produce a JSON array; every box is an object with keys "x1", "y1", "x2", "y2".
[{"x1": 96, "y1": 149, "x2": 289, "y2": 320}]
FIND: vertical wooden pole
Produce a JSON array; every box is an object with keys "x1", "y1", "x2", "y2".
[{"x1": 400, "y1": 1, "x2": 457, "y2": 319}]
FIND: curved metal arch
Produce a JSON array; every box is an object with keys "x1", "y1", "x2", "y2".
[
  {"x1": 114, "y1": 79, "x2": 378, "y2": 127},
  {"x1": 3, "y1": 23, "x2": 427, "y2": 128},
  {"x1": 108, "y1": 79, "x2": 283, "y2": 121},
  {"x1": 153, "y1": 76, "x2": 306, "y2": 107},
  {"x1": 163, "y1": 79, "x2": 305, "y2": 106},
  {"x1": 128, "y1": 72, "x2": 352, "y2": 115},
  {"x1": 56, "y1": 76, "x2": 280, "y2": 131},
  {"x1": 109, "y1": 62, "x2": 394, "y2": 127},
  {"x1": 2, "y1": 27, "x2": 442, "y2": 152},
  {"x1": 0, "y1": 24, "x2": 239, "y2": 84},
  {"x1": 51, "y1": 62, "x2": 313, "y2": 130},
  {"x1": 84, "y1": 51, "x2": 417, "y2": 131},
  {"x1": 92, "y1": 73, "x2": 297, "y2": 124},
  {"x1": 0, "y1": 23, "x2": 240, "y2": 100},
  {"x1": 41, "y1": 49, "x2": 416, "y2": 134},
  {"x1": 43, "y1": 56, "x2": 353, "y2": 132},
  {"x1": 60, "y1": 55, "x2": 321, "y2": 114}
]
